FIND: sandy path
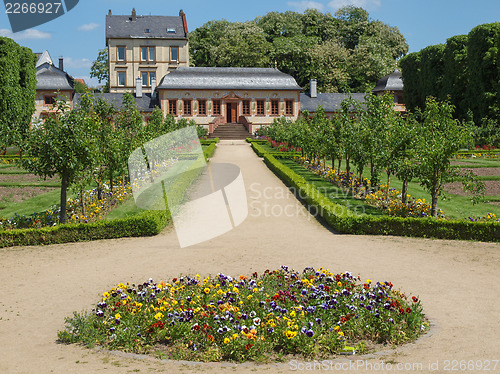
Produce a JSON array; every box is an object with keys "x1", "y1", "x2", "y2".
[{"x1": 0, "y1": 140, "x2": 499, "y2": 374}]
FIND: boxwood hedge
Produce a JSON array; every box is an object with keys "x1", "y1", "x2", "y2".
[{"x1": 263, "y1": 154, "x2": 499, "y2": 242}]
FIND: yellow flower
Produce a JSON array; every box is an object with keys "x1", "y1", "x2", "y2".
[
  {"x1": 224, "y1": 338, "x2": 230, "y2": 344},
  {"x1": 103, "y1": 292, "x2": 110, "y2": 299},
  {"x1": 247, "y1": 295, "x2": 253, "y2": 300},
  {"x1": 366, "y1": 279, "x2": 372, "y2": 284},
  {"x1": 204, "y1": 288, "x2": 210, "y2": 294},
  {"x1": 290, "y1": 310, "x2": 296, "y2": 318},
  {"x1": 154, "y1": 312, "x2": 164, "y2": 320},
  {"x1": 233, "y1": 287, "x2": 239, "y2": 293},
  {"x1": 285, "y1": 330, "x2": 297, "y2": 339},
  {"x1": 252, "y1": 288, "x2": 258, "y2": 293},
  {"x1": 115, "y1": 313, "x2": 121, "y2": 320}
]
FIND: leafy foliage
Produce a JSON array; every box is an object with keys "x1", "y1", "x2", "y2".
[
  {"x1": 90, "y1": 48, "x2": 109, "y2": 92},
  {"x1": 190, "y1": 6, "x2": 408, "y2": 92},
  {"x1": 0, "y1": 37, "x2": 37, "y2": 150},
  {"x1": 400, "y1": 21, "x2": 500, "y2": 143}
]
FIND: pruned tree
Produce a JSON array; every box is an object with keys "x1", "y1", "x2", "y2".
[{"x1": 0, "y1": 37, "x2": 37, "y2": 153}]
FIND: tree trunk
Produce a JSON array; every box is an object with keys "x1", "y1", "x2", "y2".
[
  {"x1": 97, "y1": 183, "x2": 103, "y2": 201},
  {"x1": 338, "y1": 159, "x2": 341, "y2": 171},
  {"x1": 401, "y1": 178, "x2": 408, "y2": 204},
  {"x1": 345, "y1": 157, "x2": 350, "y2": 178},
  {"x1": 60, "y1": 174, "x2": 69, "y2": 224},
  {"x1": 80, "y1": 188, "x2": 86, "y2": 216},
  {"x1": 431, "y1": 181, "x2": 440, "y2": 217},
  {"x1": 109, "y1": 170, "x2": 114, "y2": 193}
]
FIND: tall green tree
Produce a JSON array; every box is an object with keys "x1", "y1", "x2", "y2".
[
  {"x1": 190, "y1": 7, "x2": 407, "y2": 93},
  {"x1": 90, "y1": 48, "x2": 109, "y2": 92},
  {"x1": 466, "y1": 22, "x2": 500, "y2": 125},
  {"x1": 415, "y1": 98, "x2": 474, "y2": 217},
  {"x1": 442, "y1": 35, "x2": 469, "y2": 120},
  {"x1": 22, "y1": 100, "x2": 94, "y2": 223},
  {"x1": 0, "y1": 37, "x2": 37, "y2": 152}
]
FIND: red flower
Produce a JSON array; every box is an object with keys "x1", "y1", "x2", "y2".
[
  {"x1": 207, "y1": 335, "x2": 214, "y2": 342},
  {"x1": 406, "y1": 307, "x2": 412, "y2": 314},
  {"x1": 246, "y1": 343, "x2": 253, "y2": 350},
  {"x1": 399, "y1": 308, "x2": 405, "y2": 315},
  {"x1": 412, "y1": 296, "x2": 419, "y2": 303}
]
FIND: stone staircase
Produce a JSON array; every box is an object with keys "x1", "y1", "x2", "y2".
[{"x1": 208, "y1": 123, "x2": 252, "y2": 140}]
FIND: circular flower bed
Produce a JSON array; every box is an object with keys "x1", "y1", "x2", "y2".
[{"x1": 58, "y1": 266, "x2": 428, "y2": 362}]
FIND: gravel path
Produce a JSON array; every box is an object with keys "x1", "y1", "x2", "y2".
[{"x1": 0, "y1": 140, "x2": 499, "y2": 374}]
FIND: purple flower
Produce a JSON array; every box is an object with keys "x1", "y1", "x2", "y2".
[{"x1": 306, "y1": 330, "x2": 314, "y2": 338}]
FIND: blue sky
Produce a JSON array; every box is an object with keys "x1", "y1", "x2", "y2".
[{"x1": 1, "y1": 0, "x2": 500, "y2": 87}]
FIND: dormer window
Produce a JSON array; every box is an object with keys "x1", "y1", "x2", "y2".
[
  {"x1": 167, "y1": 28, "x2": 176, "y2": 33},
  {"x1": 145, "y1": 29, "x2": 150, "y2": 33}
]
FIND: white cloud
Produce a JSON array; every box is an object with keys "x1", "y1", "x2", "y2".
[
  {"x1": 0, "y1": 28, "x2": 52, "y2": 40},
  {"x1": 328, "y1": 0, "x2": 381, "y2": 11},
  {"x1": 288, "y1": 1, "x2": 325, "y2": 12},
  {"x1": 78, "y1": 23, "x2": 100, "y2": 32},
  {"x1": 63, "y1": 57, "x2": 92, "y2": 69}
]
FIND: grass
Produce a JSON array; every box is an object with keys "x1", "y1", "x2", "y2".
[
  {"x1": 104, "y1": 196, "x2": 146, "y2": 221},
  {"x1": 0, "y1": 188, "x2": 62, "y2": 218},
  {"x1": 314, "y1": 158, "x2": 499, "y2": 220},
  {"x1": 0, "y1": 182, "x2": 61, "y2": 187},
  {"x1": 281, "y1": 160, "x2": 384, "y2": 216}
]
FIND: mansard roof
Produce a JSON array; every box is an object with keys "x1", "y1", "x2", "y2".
[
  {"x1": 372, "y1": 69, "x2": 404, "y2": 92},
  {"x1": 157, "y1": 67, "x2": 301, "y2": 91},
  {"x1": 73, "y1": 93, "x2": 159, "y2": 113},
  {"x1": 106, "y1": 11, "x2": 188, "y2": 40},
  {"x1": 36, "y1": 63, "x2": 73, "y2": 91},
  {"x1": 300, "y1": 93, "x2": 367, "y2": 113}
]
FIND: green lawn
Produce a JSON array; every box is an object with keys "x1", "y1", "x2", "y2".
[
  {"x1": 0, "y1": 188, "x2": 62, "y2": 218},
  {"x1": 280, "y1": 159, "x2": 384, "y2": 216},
  {"x1": 308, "y1": 158, "x2": 500, "y2": 220}
]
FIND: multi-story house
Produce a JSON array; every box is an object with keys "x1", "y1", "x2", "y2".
[
  {"x1": 34, "y1": 50, "x2": 74, "y2": 122},
  {"x1": 106, "y1": 8, "x2": 189, "y2": 94}
]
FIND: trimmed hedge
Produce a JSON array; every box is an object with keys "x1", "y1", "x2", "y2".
[
  {"x1": 204, "y1": 143, "x2": 217, "y2": 159},
  {"x1": 250, "y1": 141, "x2": 300, "y2": 159},
  {"x1": 0, "y1": 144, "x2": 216, "y2": 248},
  {"x1": 200, "y1": 138, "x2": 219, "y2": 145},
  {"x1": 0, "y1": 210, "x2": 169, "y2": 248},
  {"x1": 263, "y1": 154, "x2": 500, "y2": 242}
]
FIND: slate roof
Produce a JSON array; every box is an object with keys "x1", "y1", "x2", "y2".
[
  {"x1": 36, "y1": 50, "x2": 52, "y2": 67},
  {"x1": 157, "y1": 67, "x2": 301, "y2": 91},
  {"x1": 106, "y1": 13, "x2": 187, "y2": 39},
  {"x1": 73, "y1": 93, "x2": 160, "y2": 113},
  {"x1": 300, "y1": 93, "x2": 366, "y2": 113},
  {"x1": 372, "y1": 69, "x2": 403, "y2": 92},
  {"x1": 36, "y1": 63, "x2": 74, "y2": 91}
]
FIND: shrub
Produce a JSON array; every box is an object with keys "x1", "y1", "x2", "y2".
[{"x1": 263, "y1": 154, "x2": 500, "y2": 242}]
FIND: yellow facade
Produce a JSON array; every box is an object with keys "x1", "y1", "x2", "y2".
[
  {"x1": 158, "y1": 89, "x2": 300, "y2": 131},
  {"x1": 108, "y1": 38, "x2": 189, "y2": 94},
  {"x1": 34, "y1": 90, "x2": 73, "y2": 122}
]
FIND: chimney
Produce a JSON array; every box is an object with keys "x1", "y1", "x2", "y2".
[
  {"x1": 179, "y1": 9, "x2": 188, "y2": 35},
  {"x1": 58, "y1": 57, "x2": 64, "y2": 71},
  {"x1": 131, "y1": 8, "x2": 137, "y2": 21},
  {"x1": 310, "y1": 79, "x2": 317, "y2": 98},
  {"x1": 151, "y1": 76, "x2": 157, "y2": 98},
  {"x1": 136, "y1": 77, "x2": 142, "y2": 98},
  {"x1": 108, "y1": 9, "x2": 112, "y2": 15}
]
